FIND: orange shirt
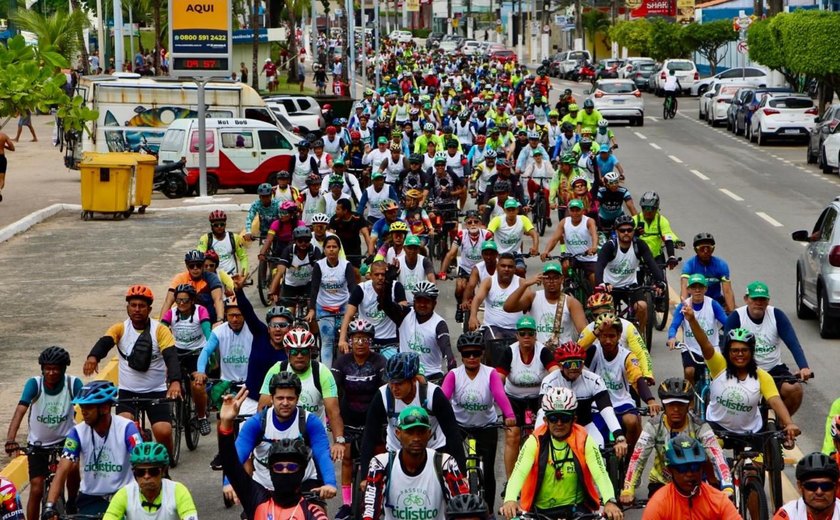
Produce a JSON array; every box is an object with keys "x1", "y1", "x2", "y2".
[{"x1": 642, "y1": 483, "x2": 741, "y2": 520}]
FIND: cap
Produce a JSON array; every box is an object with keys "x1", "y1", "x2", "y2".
[
  {"x1": 397, "y1": 406, "x2": 431, "y2": 430},
  {"x1": 503, "y1": 198, "x2": 520, "y2": 209},
  {"x1": 333, "y1": 158, "x2": 345, "y2": 166},
  {"x1": 481, "y1": 240, "x2": 498, "y2": 252},
  {"x1": 568, "y1": 199, "x2": 584, "y2": 210},
  {"x1": 532, "y1": 149, "x2": 544, "y2": 156},
  {"x1": 746, "y1": 280, "x2": 770, "y2": 299},
  {"x1": 516, "y1": 316, "x2": 537, "y2": 331},
  {"x1": 405, "y1": 235, "x2": 421, "y2": 246},
  {"x1": 543, "y1": 262, "x2": 562, "y2": 274},
  {"x1": 662, "y1": 397, "x2": 691, "y2": 405},
  {"x1": 371, "y1": 171, "x2": 384, "y2": 179},
  {"x1": 687, "y1": 274, "x2": 707, "y2": 287},
  {"x1": 377, "y1": 136, "x2": 388, "y2": 144}
]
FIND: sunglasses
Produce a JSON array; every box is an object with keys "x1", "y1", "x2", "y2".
[
  {"x1": 211, "y1": 222, "x2": 226, "y2": 227},
  {"x1": 133, "y1": 467, "x2": 163, "y2": 478},
  {"x1": 175, "y1": 298, "x2": 192, "y2": 304},
  {"x1": 351, "y1": 337, "x2": 371, "y2": 345},
  {"x1": 268, "y1": 322, "x2": 291, "y2": 329},
  {"x1": 670, "y1": 462, "x2": 703, "y2": 473},
  {"x1": 187, "y1": 263, "x2": 203, "y2": 269},
  {"x1": 517, "y1": 330, "x2": 536, "y2": 337},
  {"x1": 803, "y1": 480, "x2": 836, "y2": 492},
  {"x1": 617, "y1": 228, "x2": 635, "y2": 234},
  {"x1": 695, "y1": 245, "x2": 714, "y2": 252},
  {"x1": 288, "y1": 348, "x2": 311, "y2": 357},
  {"x1": 271, "y1": 461, "x2": 301, "y2": 473},
  {"x1": 399, "y1": 414, "x2": 430, "y2": 428},
  {"x1": 460, "y1": 351, "x2": 483, "y2": 359},
  {"x1": 562, "y1": 360, "x2": 583, "y2": 370},
  {"x1": 546, "y1": 412, "x2": 575, "y2": 424}
]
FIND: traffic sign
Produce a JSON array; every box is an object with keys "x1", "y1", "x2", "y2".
[
  {"x1": 733, "y1": 14, "x2": 754, "y2": 30},
  {"x1": 737, "y1": 40, "x2": 749, "y2": 54},
  {"x1": 168, "y1": 0, "x2": 232, "y2": 78}
]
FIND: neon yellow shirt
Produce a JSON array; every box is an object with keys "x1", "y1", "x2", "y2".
[
  {"x1": 576, "y1": 109, "x2": 604, "y2": 134},
  {"x1": 104, "y1": 481, "x2": 197, "y2": 520}
]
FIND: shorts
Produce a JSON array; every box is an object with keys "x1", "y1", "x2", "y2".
[
  {"x1": 116, "y1": 389, "x2": 172, "y2": 425},
  {"x1": 513, "y1": 254, "x2": 527, "y2": 270},
  {"x1": 176, "y1": 348, "x2": 199, "y2": 375},
  {"x1": 611, "y1": 286, "x2": 642, "y2": 307},
  {"x1": 507, "y1": 395, "x2": 541, "y2": 427},
  {"x1": 27, "y1": 445, "x2": 59, "y2": 479},
  {"x1": 0, "y1": 155, "x2": 7, "y2": 174},
  {"x1": 281, "y1": 283, "x2": 312, "y2": 300},
  {"x1": 768, "y1": 364, "x2": 796, "y2": 391},
  {"x1": 77, "y1": 493, "x2": 112, "y2": 515},
  {"x1": 614, "y1": 402, "x2": 639, "y2": 418},
  {"x1": 680, "y1": 349, "x2": 706, "y2": 372},
  {"x1": 347, "y1": 255, "x2": 363, "y2": 268},
  {"x1": 18, "y1": 114, "x2": 30, "y2": 127},
  {"x1": 458, "y1": 266, "x2": 471, "y2": 279},
  {"x1": 297, "y1": 73, "x2": 305, "y2": 82}
]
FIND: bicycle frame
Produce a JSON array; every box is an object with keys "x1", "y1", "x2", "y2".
[{"x1": 676, "y1": 344, "x2": 710, "y2": 421}]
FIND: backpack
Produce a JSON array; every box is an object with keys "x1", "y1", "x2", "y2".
[
  {"x1": 205, "y1": 232, "x2": 238, "y2": 257},
  {"x1": 258, "y1": 405, "x2": 310, "y2": 446},
  {"x1": 118, "y1": 325, "x2": 153, "y2": 372},
  {"x1": 605, "y1": 235, "x2": 642, "y2": 265},
  {"x1": 383, "y1": 450, "x2": 447, "y2": 505},
  {"x1": 385, "y1": 381, "x2": 430, "y2": 420},
  {"x1": 278, "y1": 361, "x2": 323, "y2": 397},
  {"x1": 31, "y1": 375, "x2": 76, "y2": 404}
]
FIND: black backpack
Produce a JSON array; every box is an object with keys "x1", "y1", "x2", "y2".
[
  {"x1": 278, "y1": 361, "x2": 323, "y2": 397},
  {"x1": 385, "y1": 381, "x2": 430, "y2": 419},
  {"x1": 258, "y1": 405, "x2": 310, "y2": 446},
  {"x1": 205, "y1": 232, "x2": 238, "y2": 257}
]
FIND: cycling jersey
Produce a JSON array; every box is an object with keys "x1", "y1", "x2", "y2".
[
  {"x1": 643, "y1": 483, "x2": 740, "y2": 520},
  {"x1": 775, "y1": 498, "x2": 840, "y2": 520},
  {"x1": 529, "y1": 290, "x2": 576, "y2": 345},
  {"x1": 332, "y1": 352, "x2": 387, "y2": 424},
  {"x1": 540, "y1": 369, "x2": 623, "y2": 438},
  {"x1": 198, "y1": 321, "x2": 253, "y2": 383},
  {"x1": 453, "y1": 230, "x2": 492, "y2": 273},
  {"x1": 705, "y1": 351, "x2": 778, "y2": 433},
  {"x1": 398, "y1": 256, "x2": 434, "y2": 303},
  {"x1": 497, "y1": 342, "x2": 555, "y2": 399},
  {"x1": 399, "y1": 207, "x2": 433, "y2": 237},
  {"x1": 19, "y1": 375, "x2": 83, "y2": 445},
  {"x1": 587, "y1": 343, "x2": 645, "y2": 409},
  {"x1": 161, "y1": 305, "x2": 210, "y2": 352},
  {"x1": 471, "y1": 162, "x2": 496, "y2": 194},
  {"x1": 349, "y1": 281, "x2": 405, "y2": 342},
  {"x1": 62, "y1": 415, "x2": 141, "y2": 496},
  {"x1": 680, "y1": 256, "x2": 731, "y2": 302},
  {"x1": 442, "y1": 365, "x2": 515, "y2": 426},
  {"x1": 277, "y1": 244, "x2": 321, "y2": 288},
  {"x1": 260, "y1": 361, "x2": 338, "y2": 420},
  {"x1": 668, "y1": 297, "x2": 727, "y2": 357},
  {"x1": 0, "y1": 478, "x2": 23, "y2": 520},
  {"x1": 299, "y1": 190, "x2": 326, "y2": 226},
  {"x1": 104, "y1": 479, "x2": 198, "y2": 520},
  {"x1": 595, "y1": 186, "x2": 632, "y2": 224},
  {"x1": 483, "y1": 273, "x2": 523, "y2": 329},
  {"x1": 487, "y1": 214, "x2": 534, "y2": 254},
  {"x1": 727, "y1": 306, "x2": 809, "y2": 372},
  {"x1": 95, "y1": 319, "x2": 177, "y2": 393},
  {"x1": 245, "y1": 199, "x2": 282, "y2": 237},
  {"x1": 197, "y1": 231, "x2": 248, "y2": 275},
  {"x1": 632, "y1": 212, "x2": 678, "y2": 259},
  {"x1": 576, "y1": 109, "x2": 603, "y2": 134}
]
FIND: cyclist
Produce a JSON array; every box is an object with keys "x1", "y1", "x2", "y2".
[
  {"x1": 552, "y1": 123, "x2": 578, "y2": 160},
  {"x1": 160, "y1": 284, "x2": 212, "y2": 436},
  {"x1": 776, "y1": 453, "x2": 840, "y2": 520},
  {"x1": 595, "y1": 173, "x2": 637, "y2": 231},
  {"x1": 159, "y1": 250, "x2": 225, "y2": 325},
  {"x1": 202, "y1": 249, "x2": 235, "y2": 295},
  {"x1": 522, "y1": 149, "x2": 555, "y2": 222},
  {"x1": 595, "y1": 147, "x2": 624, "y2": 181},
  {"x1": 267, "y1": 225, "x2": 322, "y2": 311},
  {"x1": 487, "y1": 199, "x2": 539, "y2": 276},
  {"x1": 497, "y1": 315, "x2": 560, "y2": 477},
  {"x1": 226, "y1": 372, "x2": 337, "y2": 505},
  {"x1": 43, "y1": 381, "x2": 142, "y2": 518},
  {"x1": 641, "y1": 434, "x2": 739, "y2": 520},
  {"x1": 290, "y1": 142, "x2": 318, "y2": 190},
  {"x1": 556, "y1": 89, "x2": 576, "y2": 115},
  {"x1": 503, "y1": 262, "x2": 589, "y2": 348},
  {"x1": 479, "y1": 178, "x2": 514, "y2": 223},
  {"x1": 667, "y1": 274, "x2": 728, "y2": 384},
  {"x1": 399, "y1": 190, "x2": 434, "y2": 243},
  {"x1": 548, "y1": 153, "x2": 580, "y2": 213},
  {"x1": 621, "y1": 378, "x2": 732, "y2": 504},
  {"x1": 261, "y1": 201, "x2": 306, "y2": 263},
  {"x1": 299, "y1": 174, "x2": 327, "y2": 225},
  {"x1": 396, "y1": 235, "x2": 436, "y2": 302},
  {"x1": 0, "y1": 479, "x2": 23, "y2": 520},
  {"x1": 84, "y1": 286, "x2": 181, "y2": 459},
  {"x1": 462, "y1": 240, "x2": 499, "y2": 317},
  {"x1": 725, "y1": 281, "x2": 812, "y2": 416},
  {"x1": 514, "y1": 132, "x2": 547, "y2": 174},
  {"x1": 443, "y1": 332, "x2": 516, "y2": 510},
  {"x1": 575, "y1": 99, "x2": 604, "y2": 135},
  {"x1": 218, "y1": 388, "x2": 330, "y2": 520},
  {"x1": 363, "y1": 351, "x2": 464, "y2": 464},
  {"x1": 103, "y1": 442, "x2": 197, "y2": 520},
  {"x1": 595, "y1": 119, "x2": 617, "y2": 149},
  {"x1": 446, "y1": 494, "x2": 489, "y2": 520},
  {"x1": 363, "y1": 406, "x2": 470, "y2": 520},
  {"x1": 631, "y1": 191, "x2": 679, "y2": 269},
  {"x1": 325, "y1": 160, "x2": 362, "y2": 208},
  {"x1": 500, "y1": 387, "x2": 623, "y2": 520},
  {"x1": 358, "y1": 172, "x2": 399, "y2": 226},
  {"x1": 541, "y1": 198, "x2": 599, "y2": 283},
  {"x1": 470, "y1": 150, "x2": 497, "y2": 201},
  {"x1": 561, "y1": 103, "x2": 580, "y2": 129},
  {"x1": 482, "y1": 160, "x2": 526, "y2": 207},
  {"x1": 275, "y1": 170, "x2": 302, "y2": 203},
  {"x1": 373, "y1": 221, "x2": 409, "y2": 264},
  {"x1": 197, "y1": 209, "x2": 248, "y2": 276},
  {"x1": 426, "y1": 153, "x2": 466, "y2": 220},
  {"x1": 662, "y1": 69, "x2": 681, "y2": 116},
  {"x1": 469, "y1": 252, "x2": 522, "y2": 347},
  {"x1": 680, "y1": 232, "x2": 736, "y2": 312},
  {"x1": 5, "y1": 347, "x2": 82, "y2": 520},
  {"x1": 440, "y1": 211, "x2": 492, "y2": 319},
  {"x1": 329, "y1": 199, "x2": 372, "y2": 270},
  {"x1": 369, "y1": 199, "x2": 402, "y2": 251},
  {"x1": 244, "y1": 182, "x2": 281, "y2": 242}
]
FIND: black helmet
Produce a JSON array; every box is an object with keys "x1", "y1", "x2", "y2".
[
  {"x1": 561, "y1": 122, "x2": 574, "y2": 132},
  {"x1": 268, "y1": 372, "x2": 302, "y2": 396},
  {"x1": 293, "y1": 226, "x2": 312, "y2": 240},
  {"x1": 583, "y1": 99, "x2": 595, "y2": 109},
  {"x1": 640, "y1": 191, "x2": 660, "y2": 210},
  {"x1": 657, "y1": 378, "x2": 693, "y2": 402},
  {"x1": 613, "y1": 215, "x2": 635, "y2": 229},
  {"x1": 796, "y1": 452, "x2": 840, "y2": 482},
  {"x1": 278, "y1": 170, "x2": 291, "y2": 180},
  {"x1": 456, "y1": 331, "x2": 484, "y2": 351},
  {"x1": 494, "y1": 179, "x2": 511, "y2": 193},
  {"x1": 311, "y1": 139, "x2": 324, "y2": 148},
  {"x1": 184, "y1": 250, "x2": 204, "y2": 263},
  {"x1": 693, "y1": 232, "x2": 716, "y2": 247},
  {"x1": 265, "y1": 306, "x2": 293, "y2": 323},
  {"x1": 174, "y1": 283, "x2": 196, "y2": 298},
  {"x1": 268, "y1": 437, "x2": 311, "y2": 464},
  {"x1": 446, "y1": 494, "x2": 488, "y2": 519},
  {"x1": 39, "y1": 346, "x2": 71, "y2": 367},
  {"x1": 409, "y1": 153, "x2": 423, "y2": 164}
]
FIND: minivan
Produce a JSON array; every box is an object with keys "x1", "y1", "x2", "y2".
[{"x1": 158, "y1": 118, "x2": 301, "y2": 195}]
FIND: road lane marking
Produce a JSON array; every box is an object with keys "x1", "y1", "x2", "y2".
[
  {"x1": 650, "y1": 143, "x2": 662, "y2": 150},
  {"x1": 756, "y1": 212, "x2": 784, "y2": 227},
  {"x1": 690, "y1": 169, "x2": 710, "y2": 180},
  {"x1": 633, "y1": 132, "x2": 647, "y2": 140},
  {"x1": 719, "y1": 188, "x2": 744, "y2": 201},
  {"x1": 646, "y1": 116, "x2": 658, "y2": 122},
  {"x1": 668, "y1": 155, "x2": 683, "y2": 163}
]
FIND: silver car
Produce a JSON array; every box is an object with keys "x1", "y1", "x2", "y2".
[
  {"x1": 586, "y1": 79, "x2": 645, "y2": 126},
  {"x1": 792, "y1": 196, "x2": 840, "y2": 338}
]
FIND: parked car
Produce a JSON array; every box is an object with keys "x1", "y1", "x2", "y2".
[
  {"x1": 558, "y1": 50, "x2": 592, "y2": 78},
  {"x1": 460, "y1": 40, "x2": 481, "y2": 55},
  {"x1": 595, "y1": 59, "x2": 621, "y2": 79},
  {"x1": 618, "y1": 57, "x2": 654, "y2": 79},
  {"x1": 819, "y1": 126, "x2": 840, "y2": 173},
  {"x1": 791, "y1": 196, "x2": 840, "y2": 337},
  {"x1": 389, "y1": 30, "x2": 413, "y2": 43},
  {"x1": 489, "y1": 48, "x2": 517, "y2": 64},
  {"x1": 630, "y1": 62, "x2": 657, "y2": 90},
  {"x1": 586, "y1": 79, "x2": 644, "y2": 126},
  {"x1": 732, "y1": 87, "x2": 792, "y2": 137},
  {"x1": 263, "y1": 95, "x2": 325, "y2": 132},
  {"x1": 726, "y1": 87, "x2": 756, "y2": 132},
  {"x1": 651, "y1": 59, "x2": 697, "y2": 96},
  {"x1": 808, "y1": 105, "x2": 840, "y2": 165},
  {"x1": 477, "y1": 41, "x2": 494, "y2": 56},
  {"x1": 748, "y1": 92, "x2": 817, "y2": 145},
  {"x1": 705, "y1": 83, "x2": 751, "y2": 126},
  {"x1": 426, "y1": 32, "x2": 445, "y2": 49},
  {"x1": 438, "y1": 35, "x2": 463, "y2": 52},
  {"x1": 691, "y1": 67, "x2": 770, "y2": 96},
  {"x1": 698, "y1": 81, "x2": 723, "y2": 121}
]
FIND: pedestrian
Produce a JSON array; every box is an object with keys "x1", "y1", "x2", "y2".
[
  {"x1": 240, "y1": 62, "x2": 249, "y2": 84},
  {"x1": 297, "y1": 57, "x2": 306, "y2": 92},
  {"x1": 14, "y1": 109, "x2": 35, "y2": 143},
  {"x1": 262, "y1": 58, "x2": 277, "y2": 92}
]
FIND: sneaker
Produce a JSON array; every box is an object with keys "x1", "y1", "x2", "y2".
[
  {"x1": 198, "y1": 417, "x2": 211, "y2": 436},
  {"x1": 335, "y1": 504, "x2": 352, "y2": 520},
  {"x1": 210, "y1": 452, "x2": 223, "y2": 470},
  {"x1": 455, "y1": 307, "x2": 464, "y2": 323}
]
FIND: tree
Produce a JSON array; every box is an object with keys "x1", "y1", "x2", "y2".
[
  {"x1": 281, "y1": 0, "x2": 310, "y2": 83},
  {"x1": 747, "y1": 18, "x2": 798, "y2": 89},
  {"x1": 581, "y1": 9, "x2": 610, "y2": 61},
  {"x1": 682, "y1": 20, "x2": 737, "y2": 76},
  {"x1": 12, "y1": 9, "x2": 89, "y2": 64},
  {"x1": 609, "y1": 19, "x2": 652, "y2": 56},
  {"x1": 648, "y1": 19, "x2": 689, "y2": 62}
]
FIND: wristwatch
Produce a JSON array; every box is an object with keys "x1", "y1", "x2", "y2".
[
  {"x1": 335, "y1": 436, "x2": 346, "y2": 444},
  {"x1": 615, "y1": 435, "x2": 627, "y2": 443}
]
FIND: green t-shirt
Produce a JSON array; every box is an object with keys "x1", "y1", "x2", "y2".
[{"x1": 260, "y1": 362, "x2": 338, "y2": 420}]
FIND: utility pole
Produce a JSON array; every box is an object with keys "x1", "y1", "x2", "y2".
[{"x1": 574, "y1": 0, "x2": 581, "y2": 41}]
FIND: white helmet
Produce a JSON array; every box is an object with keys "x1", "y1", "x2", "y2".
[
  {"x1": 603, "y1": 171, "x2": 621, "y2": 184},
  {"x1": 311, "y1": 213, "x2": 330, "y2": 224},
  {"x1": 598, "y1": 119, "x2": 609, "y2": 128},
  {"x1": 541, "y1": 387, "x2": 578, "y2": 412}
]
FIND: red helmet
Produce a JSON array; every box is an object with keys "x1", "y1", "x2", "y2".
[
  {"x1": 204, "y1": 250, "x2": 220, "y2": 265},
  {"x1": 554, "y1": 341, "x2": 585, "y2": 362},
  {"x1": 126, "y1": 285, "x2": 154, "y2": 304},
  {"x1": 350, "y1": 131, "x2": 361, "y2": 140},
  {"x1": 587, "y1": 292, "x2": 614, "y2": 309},
  {"x1": 475, "y1": 135, "x2": 486, "y2": 145},
  {"x1": 326, "y1": 126, "x2": 337, "y2": 134},
  {"x1": 208, "y1": 209, "x2": 227, "y2": 222},
  {"x1": 323, "y1": 103, "x2": 332, "y2": 110}
]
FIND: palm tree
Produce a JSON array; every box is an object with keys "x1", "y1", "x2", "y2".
[
  {"x1": 150, "y1": 0, "x2": 167, "y2": 74},
  {"x1": 12, "y1": 9, "x2": 88, "y2": 63},
  {"x1": 581, "y1": 9, "x2": 610, "y2": 61}
]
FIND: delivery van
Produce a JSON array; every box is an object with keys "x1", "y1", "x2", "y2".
[{"x1": 158, "y1": 118, "x2": 301, "y2": 194}]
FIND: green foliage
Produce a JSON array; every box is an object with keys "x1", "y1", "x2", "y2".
[
  {"x1": 609, "y1": 19, "x2": 652, "y2": 56},
  {"x1": 12, "y1": 9, "x2": 89, "y2": 63},
  {"x1": 682, "y1": 20, "x2": 737, "y2": 75},
  {"x1": 57, "y1": 94, "x2": 99, "y2": 138},
  {"x1": 648, "y1": 19, "x2": 690, "y2": 62},
  {"x1": 581, "y1": 10, "x2": 611, "y2": 61},
  {"x1": 412, "y1": 28, "x2": 432, "y2": 38}
]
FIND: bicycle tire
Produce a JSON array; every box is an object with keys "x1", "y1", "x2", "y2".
[
  {"x1": 42, "y1": 481, "x2": 65, "y2": 517},
  {"x1": 739, "y1": 476, "x2": 769, "y2": 520},
  {"x1": 605, "y1": 450, "x2": 623, "y2": 499},
  {"x1": 257, "y1": 259, "x2": 271, "y2": 306},
  {"x1": 351, "y1": 463, "x2": 364, "y2": 520},
  {"x1": 468, "y1": 468, "x2": 483, "y2": 498},
  {"x1": 654, "y1": 286, "x2": 669, "y2": 331},
  {"x1": 184, "y1": 390, "x2": 200, "y2": 451},
  {"x1": 170, "y1": 404, "x2": 182, "y2": 467},
  {"x1": 642, "y1": 290, "x2": 655, "y2": 350},
  {"x1": 536, "y1": 197, "x2": 547, "y2": 236},
  {"x1": 765, "y1": 421, "x2": 785, "y2": 511},
  {"x1": 663, "y1": 102, "x2": 670, "y2": 120}
]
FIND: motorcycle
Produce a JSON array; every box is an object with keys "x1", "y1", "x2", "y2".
[
  {"x1": 154, "y1": 159, "x2": 189, "y2": 199},
  {"x1": 574, "y1": 63, "x2": 596, "y2": 83}
]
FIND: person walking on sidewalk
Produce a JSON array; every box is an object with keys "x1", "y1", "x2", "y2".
[
  {"x1": 15, "y1": 109, "x2": 37, "y2": 143},
  {"x1": 0, "y1": 130, "x2": 14, "y2": 202}
]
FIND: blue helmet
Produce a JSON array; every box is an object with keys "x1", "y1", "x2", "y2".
[
  {"x1": 665, "y1": 433, "x2": 706, "y2": 467},
  {"x1": 385, "y1": 352, "x2": 420, "y2": 381},
  {"x1": 73, "y1": 380, "x2": 118, "y2": 405}
]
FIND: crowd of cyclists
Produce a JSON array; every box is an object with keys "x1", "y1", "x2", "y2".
[{"x1": 1, "y1": 36, "x2": 838, "y2": 520}]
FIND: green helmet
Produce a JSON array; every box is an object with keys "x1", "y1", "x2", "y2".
[
  {"x1": 560, "y1": 153, "x2": 577, "y2": 165},
  {"x1": 130, "y1": 441, "x2": 170, "y2": 467},
  {"x1": 727, "y1": 327, "x2": 756, "y2": 346}
]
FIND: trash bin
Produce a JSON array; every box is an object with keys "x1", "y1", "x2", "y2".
[
  {"x1": 131, "y1": 153, "x2": 157, "y2": 213},
  {"x1": 79, "y1": 152, "x2": 135, "y2": 220}
]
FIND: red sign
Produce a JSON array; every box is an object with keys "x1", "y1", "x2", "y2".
[{"x1": 631, "y1": 0, "x2": 675, "y2": 17}]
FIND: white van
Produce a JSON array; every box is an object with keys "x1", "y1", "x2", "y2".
[{"x1": 158, "y1": 118, "x2": 301, "y2": 194}]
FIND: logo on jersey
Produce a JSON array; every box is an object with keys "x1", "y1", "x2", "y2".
[
  {"x1": 222, "y1": 343, "x2": 249, "y2": 366},
  {"x1": 715, "y1": 385, "x2": 753, "y2": 413},
  {"x1": 392, "y1": 487, "x2": 440, "y2": 520},
  {"x1": 608, "y1": 259, "x2": 634, "y2": 277},
  {"x1": 601, "y1": 370, "x2": 625, "y2": 392},
  {"x1": 754, "y1": 336, "x2": 774, "y2": 360},
  {"x1": 408, "y1": 330, "x2": 431, "y2": 355},
  {"x1": 536, "y1": 313, "x2": 558, "y2": 335},
  {"x1": 36, "y1": 399, "x2": 69, "y2": 427},
  {"x1": 84, "y1": 447, "x2": 123, "y2": 474},
  {"x1": 299, "y1": 388, "x2": 321, "y2": 414},
  {"x1": 458, "y1": 388, "x2": 491, "y2": 412}
]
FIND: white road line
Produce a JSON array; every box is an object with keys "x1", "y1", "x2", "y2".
[
  {"x1": 690, "y1": 169, "x2": 710, "y2": 180},
  {"x1": 719, "y1": 188, "x2": 744, "y2": 201},
  {"x1": 756, "y1": 212, "x2": 784, "y2": 227},
  {"x1": 668, "y1": 155, "x2": 684, "y2": 163},
  {"x1": 647, "y1": 116, "x2": 658, "y2": 122},
  {"x1": 633, "y1": 132, "x2": 647, "y2": 140},
  {"x1": 649, "y1": 143, "x2": 662, "y2": 150}
]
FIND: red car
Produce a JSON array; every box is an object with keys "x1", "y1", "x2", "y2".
[{"x1": 489, "y1": 49, "x2": 517, "y2": 64}]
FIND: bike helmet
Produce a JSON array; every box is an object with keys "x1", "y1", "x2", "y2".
[
  {"x1": 475, "y1": 135, "x2": 486, "y2": 145},
  {"x1": 560, "y1": 153, "x2": 577, "y2": 165},
  {"x1": 484, "y1": 149, "x2": 497, "y2": 159},
  {"x1": 525, "y1": 114, "x2": 536, "y2": 122},
  {"x1": 208, "y1": 209, "x2": 227, "y2": 222},
  {"x1": 499, "y1": 121, "x2": 509, "y2": 129},
  {"x1": 174, "y1": 283, "x2": 196, "y2": 298},
  {"x1": 348, "y1": 319, "x2": 376, "y2": 337},
  {"x1": 388, "y1": 221, "x2": 409, "y2": 233},
  {"x1": 280, "y1": 200, "x2": 297, "y2": 212},
  {"x1": 204, "y1": 250, "x2": 219, "y2": 265},
  {"x1": 385, "y1": 352, "x2": 421, "y2": 381},
  {"x1": 640, "y1": 191, "x2": 660, "y2": 210},
  {"x1": 296, "y1": 141, "x2": 310, "y2": 150},
  {"x1": 283, "y1": 328, "x2": 316, "y2": 350},
  {"x1": 561, "y1": 122, "x2": 574, "y2": 132},
  {"x1": 268, "y1": 371, "x2": 302, "y2": 396},
  {"x1": 277, "y1": 170, "x2": 291, "y2": 180},
  {"x1": 130, "y1": 441, "x2": 170, "y2": 467},
  {"x1": 223, "y1": 295, "x2": 239, "y2": 308},
  {"x1": 458, "y1": 111, "x2": 470, "y2": 121},
  {"x1": 350, "y1": 131, "x2": 361, "y2": 140},
  {"x1": 657, "y1": 378, "x2": 693, "y2": 403},
  {"x1": 580, "y1": 137, "x2": 593, "y2": 147},
  {"x1": 665, "y1": 434, "x2": 706, "y2": 466},
  {"x1": 126, "y1": 284, "x2": 154, "y2": 304},
  {"x1": 268, "y1": 437, "x2": 311, "y2": 464},
  {"x1": 494, "y1": 180, "x2": 511, "y2": 192},
  {"x1": 445, "y1": 139, "x2": 458, "y2": 149},
  {"x1": 831, "y1": 416, "x2": 840, "y2": 440},
  {"x1": 184, "y1": 250, "x2": 205, "y2": 263},
  {"x1": 554, "y1": 341, "x2": 586, "y2": 362},
  {"x1": 311, "y1": 213, "x2": 330, "y2": 225},
  {"x1": 693, "y1": 232, "x2": 716, "y2": 247},
  {"x1": 796, "y1": 452, "x2": 840, "y2": 481},
  {"x1": 265, "y1": 306, "x2": 293, "y2": 323},
  {"x1": 613, "y1": 214, "x2": 635, "y2": 228},
  {"x1": 73, "y1": 380, "x2": 118, "y2": 405},
  {"x1": 446, "y1": 494, "x2": 488, "y2": 519},
  {"x1": 583, "y1": 99, "x2": 595, "y2": 109},
  {"x1": 456, "y1": 331, "x2": 484, "y2": 351},
  {"x1": 379, "y1": 199, "x2": 399, "y2": 212},
  {"x1": 412, "y1": 281, "x2": 439, "y2": 300},
  {"x1": 725, "y1": 327, "x2": 756, "y2": 347},
  {"x1": 39, "y1": 346, "x2": 71, "y2": 367},
  {"x1": 587, "y1": 292, "x2": 614, "y2": 309},
  {"x1": 442, "y1": 126, "x2": 453, "y2": 134},
  {"x1": 434, "y1": 152, "x2": 448, "y2": 165},
  {"x1": 409, "y1": 153, "x2": 423, "y2": 164},
  {"x1": 549, "y1": 110, "x2": 559, "y2": 117},
  {"x1": 598, "y1": 119, "x2": 609, "y2": 128},
  {"x1": 390, "y1": 143, "x2": 402, "y2": 152},
  {"x1": 305, "y1": 174, "x2": 322, "y2": 186},
  {"x1": 568, "y1": 103, "x2": 579, "y2": 112},
  {"x1": 595, "y1": 312, "x2": 622, "y2": 333},
  {"x1": 571, "y1": 176, "x2": 588, "y2": 186},
  {"x1": 332, "y1": 118, "x2": 342, "y2": 126},
  {"x1": 257, "y1": 183, "x2": 273, "y2": 196},
  {"x1": 423, "y1": 123, "x2": 435, "y2": 132},
  {"x1": 603, "y1": 171, "x2": 621, "y2": 184},
  {"x1": 541, "y1": 387, "x2": 578, "y2": 412},
  {"x1": 527, "y1": 130, "x2": 540, "y2": 140},
  {"x1": 293, "y1": 226, "x2": 312, "y2": 240}
]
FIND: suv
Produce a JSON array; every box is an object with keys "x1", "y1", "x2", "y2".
[
  {"x1": 793, "y1": 197, "x2": 840, "y2": 338},
  {"x1": 807, "y1": 104, "x2": 840, "y2": 165}
]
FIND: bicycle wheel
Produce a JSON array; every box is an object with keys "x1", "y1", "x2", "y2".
[
  {"x1": 257, "y1": 259, "x2": 271, "y2": 306},
  {"x1": 184, "y1": 388, "x2": 200, "y2": 451},
  {"x1": 765, "y1": 421, "x2": 785, "y2": 511},
  {"x1": 605, "y1": 450, "x2": 622, "y2": 499},
  {"x1": 468, "y1": 468, "x2": 483, "y2": 498},
  {"x1": 170, "y1": 404, "x2": 182, "y2": 467},
  {"x1": 739, "y1": 477, "x2": 769, "y2": 520},
  {"x1": 536, "y1": 197, "x2": 548, "y2": 236},
  {"x1": 42, "y1": 481, "x2": 65, "y2": 517},
  {"x1": 642, "y1": 290, "x2": 655, "y2": 350},
  {"x1": 654, "y1": 289, "x2": 669, "y2": 331},
  {"x1": 351, "y1": 463, "x2": 364, "y2": 520},
  {"x1": 663, "y1": 102, "x2": 670, "y2": 120}
]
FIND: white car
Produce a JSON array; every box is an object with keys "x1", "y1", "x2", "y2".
[
  {"x1": 618, "y1": 57, "x2": 654, "y2": 79},
  {"x1": 691, "y1": 67, "x2": 770, "y2": 96},
  {"x1": 586, "y1": 79, "x2": 645, "y2": 127},
  {"x1": 748, "y1": 93, "x2": 818, "y2": 146},
  {"x1": 820, "y1": 125, "x2": 840, "y2": 173},
  {"x1": 389, "y1": 30, "x2": 413, "y2": 43},
  {"x1": 558, "y1": 50, "x2": 592, "y2": 78},
  {"x1": 705, "y1": 83, "x2": 752, "y2": 126},
  {"x1": 651, "y1": 59, "x2": 697, "y2": 96},
  {"x1": 460, "y1": 40, "x2": 481, "y2": 55}
]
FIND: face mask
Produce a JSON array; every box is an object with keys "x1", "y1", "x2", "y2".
[{"x1": 270, "y1": 469, "x2": 305, "y2": 507}]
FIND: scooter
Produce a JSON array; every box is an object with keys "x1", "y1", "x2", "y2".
[{"x1": 153, "y1": 159, "x2": 189, "y2": 199}]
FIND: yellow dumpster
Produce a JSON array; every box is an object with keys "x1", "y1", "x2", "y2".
[
  {"x1": 131, "y1": 153, "x2": 157, "y2": 213},
  {"x1": 79, "y1": 152, "x2": 135, "y2": 220}
]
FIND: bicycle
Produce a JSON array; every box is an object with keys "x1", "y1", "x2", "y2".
[
  {"x1": 176, "y1": 351, "x2": 201, "y2": 454},
  {"x1": 528, "y1": 176, "x2": 551, "y2": 237},
  {"x1": 611, "y1": 283, "x2": 657, "y2": 350},
  {"x1": 640, "y1": 257, "x2": 680, "y2": 333},
  {"x1": 117, "y1": 395, "x2": 180, "y2": 467},
  {"x1": 663, "y1": 94, "x2": 678, "y2": 119},
  {"x1": 546, "y1": 254, "x2": 594, "y2": 314},
  {"x1": 459, "y1": 420, "x2": 508, "y2": 499},
  {"x1": 345, "y1": 424, "x2": 367, "y2": 520},
  {"x1": 20, "y1": 443, "x2": 65, "y2": 516},
  {"x1": 674, "y1": 343, "x2": 710, "y2": 422},
  {"x1": 428, "y1": 202, "x2": 460, "y2": 262}
]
